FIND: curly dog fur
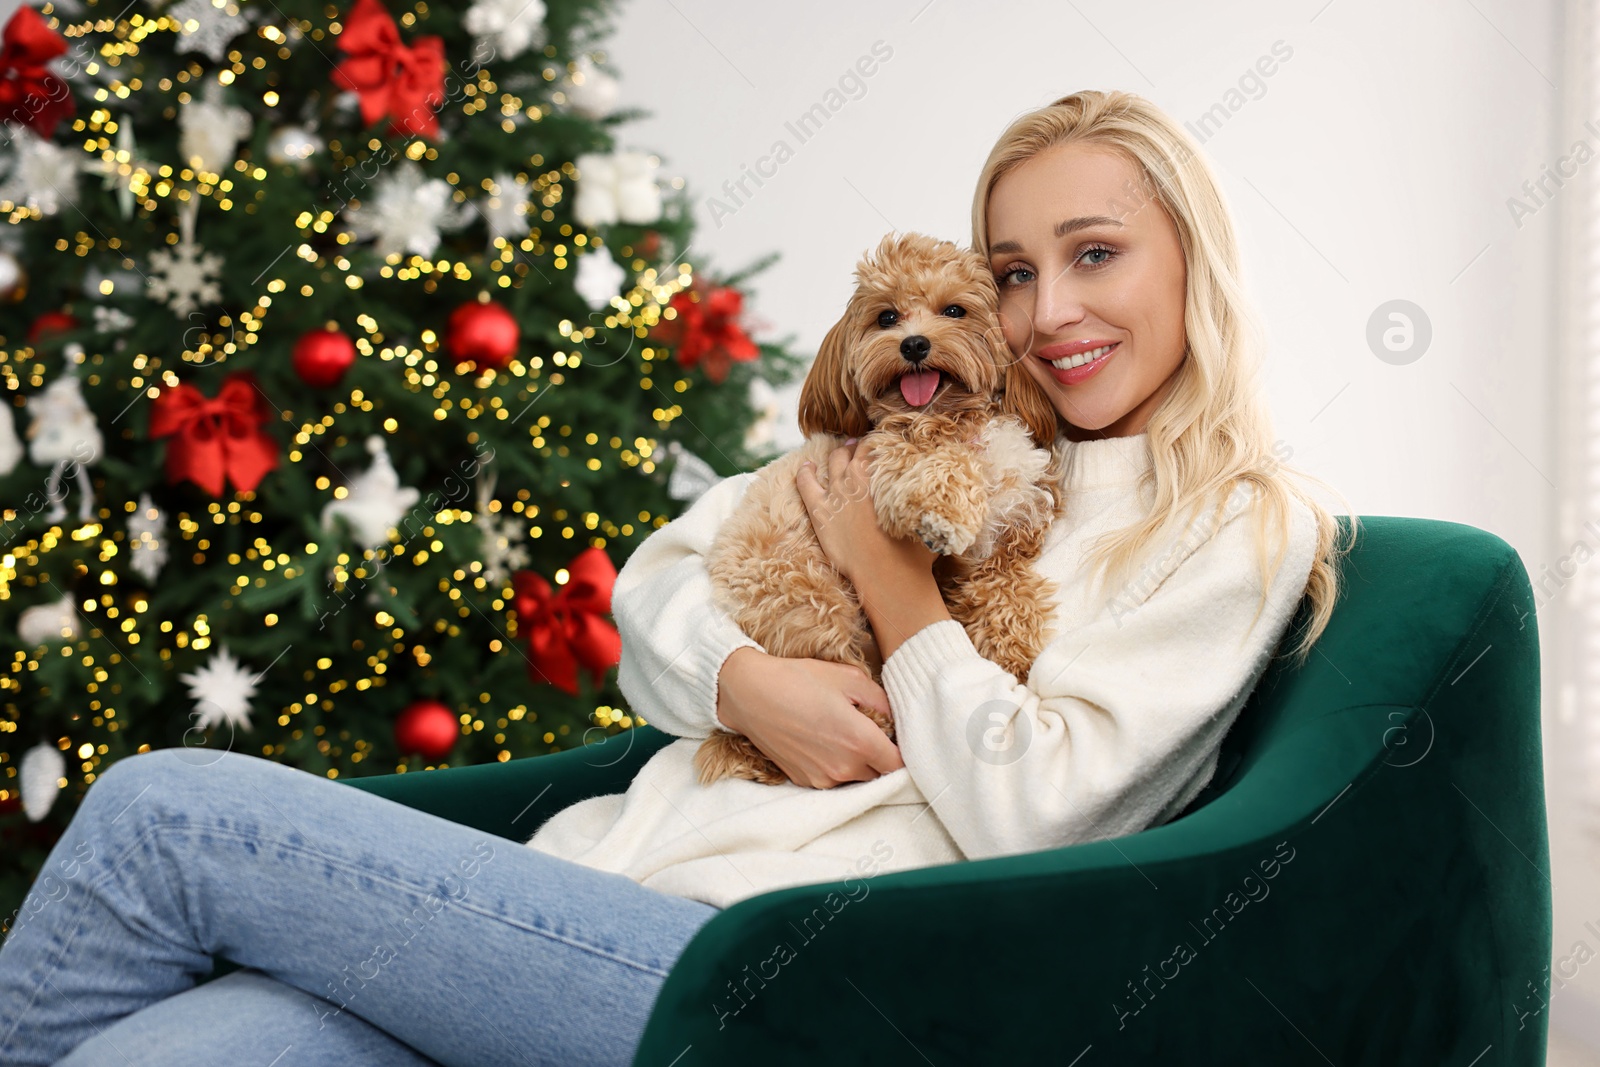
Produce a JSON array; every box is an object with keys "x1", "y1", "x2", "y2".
[{"x1": 694, "y1": 232, "x2": 1063, "y2": 786}]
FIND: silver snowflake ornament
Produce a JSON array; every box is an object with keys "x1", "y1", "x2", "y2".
[
  {"x1": 321, "y1": 436, "x2": 421, "y2": 549},
  {"x1": 179, "y1": 645, "x2": 260, "y2": 733},
  {"x1": 128, "y1": 492, "x2": 169, "y2": 582},
  {"x1": 477, "y1": 509, "x2": 530, "y2": 586},
  {"x1": 147, "y1": 239, "x2": 223, "y2": 316},
  {"x1": 170, "y1": 0, "x2": 254, "y2": 64}
]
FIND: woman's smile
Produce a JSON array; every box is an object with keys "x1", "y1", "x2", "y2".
[{"x1": 1037, "y1": 340, "x2": 1120, "y2": 384}]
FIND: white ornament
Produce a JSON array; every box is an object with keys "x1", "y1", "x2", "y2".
[
  {"x1": 565, "y1": 55, "x2": 620, "y2": 120},
  {"x1": 665, "y1": 441, "x2": 721, "y2": 503},
  {"x1": 266, "y1": 125, "x2": 323, "y2": 170},
  {"x1": 19, "y1": 742, "x2": 66, "y2": 822},
  {"x1": 85, "y1": 116, "x2": 155, "y2": 220},
  {"x1": 26, "y1": 373, "x2": 103, "y2": 523},
  {"x1": 18, "y1": 593, "x2": 80, "y2": 647},
  {"x1": 26, "y1": 374, "x2": 101, "y2": 466},
  {"x1": 474, "y1": 467, "x2": 528, "y2": 586},
  {"x1": 111, "y1": 120, "x2": 140, "y2": 219},
  {"x1": 481, "y1": 170, "x2": 530, "y2": 249},
  {"x1": 343, "y1": 160, "x2": 472, "y2": 260},
  {"x1": 146, "y1": 238, "x2": 223, "y2": 316},
  {"x1": 463, "y1": 0, "x2": 547, "y2": 61},
  {"x1": 92, "y1": 305, "x2": 135, "y2": 333},
  {"x1": 0, "y1": 249, "x2": 21, "y2": 298},
  {"x1": 321, "y1": 435, "x2": 421, "y2": 549},
  {"x1": 0, "y1": 127, "x2": 80, "y2": 217},
  {"x1": 574, "y1": 151, "x2": 662, "y2": 228},
  {"x1": 0, "y1": 401, "x2": 21, "y2": 476},
  {"x1": 178, "y1": 83, "x2": 252, "y2": 176},
  {"x1": 179, "y1": 645, "x2": 259, "y2": 733},
  {"x1": 170, "y1": 0, "x2": 254, "y2": 63},
  {"x1": 477, "y1": 510, "x2": 529, "y2": 587},
  {"x1": 128, "y1": 492, "x2": 169, "y2": 582},
  {"x1": 744, "y1": 377, "x2": 781, "y2": 451},
  {"x1": 573, "y1": 246, "x2": 625, "y2": 311}
]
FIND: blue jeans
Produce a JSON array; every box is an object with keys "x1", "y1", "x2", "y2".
[{"x1": 0, "y1": 747, "x2": 722, "y2": 1066}]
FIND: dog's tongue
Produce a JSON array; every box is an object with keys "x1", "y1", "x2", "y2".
[{"x1": 899, "y1": 369, "x2": 940, "y2": 407}]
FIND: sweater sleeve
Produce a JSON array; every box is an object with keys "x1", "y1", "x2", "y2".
[
  {"x1": 612, "y1": 470, "x2": 767, "y2": 740},
  {"x1": 880, "y1": 490, "x2": 1319, "y2": 861}
]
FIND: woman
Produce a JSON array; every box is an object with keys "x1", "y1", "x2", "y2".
[{"x1": 0, "y1": 90, "x2": 1352, "y2": 1066}]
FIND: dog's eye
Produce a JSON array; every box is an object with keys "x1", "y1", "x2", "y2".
[
  {"x1": 941, "y1": 305, "x2": 967, "y2": 318},
  {"x1": 877, "y1": 309, "x2": 899, "y2": 328}
]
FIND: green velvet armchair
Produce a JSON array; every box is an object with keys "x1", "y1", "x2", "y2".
[{"x1": 217, "y1": 515, "x2": 1555, "y2": 1064}]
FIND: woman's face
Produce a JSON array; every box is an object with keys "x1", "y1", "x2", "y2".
[{"x1": 986, "y1": 142, "x2": 1188, "y2": 441}]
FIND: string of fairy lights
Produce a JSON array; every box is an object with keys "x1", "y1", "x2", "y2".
[{"x1": 0, "y1": 3, "x2": 718, "y2": 794}]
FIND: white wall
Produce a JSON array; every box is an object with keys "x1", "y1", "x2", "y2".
[
  {"x1": 607, "y1": 0, "x2": 1598, "y2": 1051},
  {"x1": 607, "y1": 0, "x2": 1557, "y2": 526}
]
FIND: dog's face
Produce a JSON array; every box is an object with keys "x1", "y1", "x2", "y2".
[{"x1": 798, "y1": 232, "x2": 1057, "y2": 444}]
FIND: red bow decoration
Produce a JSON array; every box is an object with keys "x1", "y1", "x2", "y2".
[
  {"x1": 148, "y1": 372, "x2": 279, "y2": 497},
  {"x1": 0, "y1": 6, "x2": 73, "y2": 138},
  {"x1": 331, "y1": 0, "x2": 445, "y2": 139},
  {"x1": 511, "y1": 548, "x2": 621, "y2": 695},
  {"x1": 651, "y1": 284, "x2": 759, "y2": 384}
]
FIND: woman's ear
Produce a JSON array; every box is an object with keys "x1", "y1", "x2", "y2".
[
  {"x1": 798, "y1": 308, "x2": 871, "y2": 438},
  {"x1": 997, "y1": 334, "x2": 1063, "y2": 447}
]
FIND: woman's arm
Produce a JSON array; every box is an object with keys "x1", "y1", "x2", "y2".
[
  {"x1": 877, "y1": 491, "x2": 1320, "y2": 861},
  {"x1": 616, "y1": 462, "x2": 904, "y2": 787},
  {"x1": 611, "y1": 470, "x2": 767, "y2": 739}
]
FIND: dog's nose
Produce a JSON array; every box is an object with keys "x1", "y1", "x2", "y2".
[{"x1": 900, "y1": 335, "x2": 930, "y2": 362}]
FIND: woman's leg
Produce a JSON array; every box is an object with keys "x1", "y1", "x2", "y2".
[
  {"x1": 55, "y1": 967, "x2": 443, "y2": 1066},
  {"x1": 0, "y1": 747, "x2": 721, "y2": 1067}
]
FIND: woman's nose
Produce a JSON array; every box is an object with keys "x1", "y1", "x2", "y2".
[{"x1": 1032, "y1": 263, "x2": 1087, "y2": 333}]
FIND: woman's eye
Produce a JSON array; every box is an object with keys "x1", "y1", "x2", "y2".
[
  {"x1": 1079, "y1": 245, "x2": 1116, "y2": 268},
  {"x1": 941, "y1": 304, "x2": 966, "y2": 318},
  {"x1": 997, "y1": 267, "x2": 1034, "y2": 288},
  {"x1": 877, "y1": 309, "x2": 899, "y2": 328}
]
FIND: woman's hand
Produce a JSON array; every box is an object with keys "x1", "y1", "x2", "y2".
[
  {"x1": 795, "y1": 438, "x2": 938, "y2": 585},
  {"x1": 716, "y1": 647, "x2": 904, "y2": 789}
]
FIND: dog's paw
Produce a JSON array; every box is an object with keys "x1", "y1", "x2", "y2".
[{"x1": 918, "y1": 511, "x2": 977, "y2": 555}]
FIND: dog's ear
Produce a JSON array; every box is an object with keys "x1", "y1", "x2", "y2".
[
  {"x1": 798, "y1": 310, "x2": 871, "y2": 438},
  {"x1": 995, "y1": 326, "x2": 1062, "y2": 447}
]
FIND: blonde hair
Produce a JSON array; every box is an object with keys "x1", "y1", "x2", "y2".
[{"x1": 971, "y1": 90, "x2": 1356, "y2": 667}]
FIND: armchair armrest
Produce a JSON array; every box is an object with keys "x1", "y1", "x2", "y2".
[{"x1": 341, "y1": 725, "x2": 675, "y2": 842}]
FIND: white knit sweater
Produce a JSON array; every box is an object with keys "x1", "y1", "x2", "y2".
[{"x1": 522, "y1": 431, "x2": 1320, "y2": 910}]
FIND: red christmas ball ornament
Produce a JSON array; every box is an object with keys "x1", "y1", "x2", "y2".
[
  {"x1": 638, "y1": 230, "x2": 661, "y2": 259},
  {"x1": 27, "y1": 310, "x2": 78, "y2": 346},
  {"x1": 445, "y1": 299, "x2": 519, "y2": 369},
  {"x1": 394, "y1": 699, "x2": 459, "y2": 761},
  {"x1": 292, "y1": 326, "x2": 357, "y2": 387}
]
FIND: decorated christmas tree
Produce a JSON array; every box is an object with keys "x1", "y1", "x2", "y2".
[{"x1": 0, "y1": 0, "x2": 804, "y2": 913}]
